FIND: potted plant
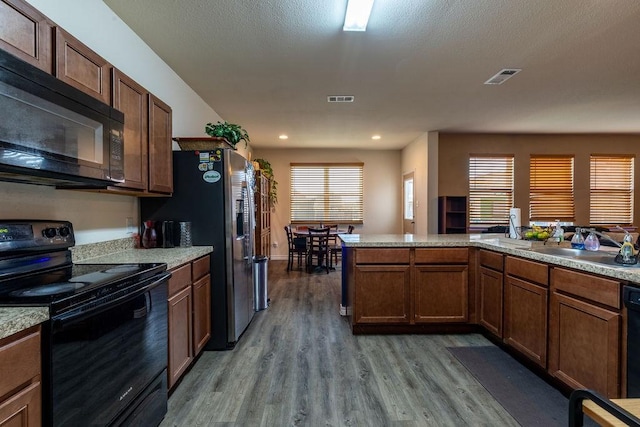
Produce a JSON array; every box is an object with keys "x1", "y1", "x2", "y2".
[
  {"x1": 254, "y1": 158, "x2": 278, "y2": 206},
  {"x1": 205, "y1": 121, "x2": 250, "y2": 148}
]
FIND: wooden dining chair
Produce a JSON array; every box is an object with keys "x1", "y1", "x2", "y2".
[
  {"x1": 285, "y1": 225, "x2": 307, "y2": 271},
  {"x1": 306, "y1": 227, "x2": 330, "y2": 274}
]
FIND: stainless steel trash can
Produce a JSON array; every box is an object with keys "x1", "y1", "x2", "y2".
[{"x1": 253, "y1": 255, "x2": 269, "y2": 311}]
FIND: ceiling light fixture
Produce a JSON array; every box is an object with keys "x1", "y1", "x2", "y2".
[
  {"x1": 371, "y1": 135, "x2": 381, "y2": 140},
  {"x1": 279, "y1": 134, "x2": 288, "y2": 140},
  {"x1": 343, "y1": 0, "x2": 374, "y2": 32}
]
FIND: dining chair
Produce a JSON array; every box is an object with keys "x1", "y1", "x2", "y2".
[
  {"x1": 306, "y1": 227, "x2": 330, "y2": 274},
  {"x1": 329, "y1": 224, "x2": 354, "y2": 267},
  {"x1": 285, "y1": 225, "x2": 307, "y2": 271}
]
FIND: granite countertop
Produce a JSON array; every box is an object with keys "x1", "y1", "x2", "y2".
[
  {"x1": 0, "y1": 307, "x2": 49, "y2": 340},
  {"x1": 76, "y1": 246, "x2": 213, "y2": 270},
  {"x1": 339, "y1": 233, "x2": 640, "y2": 283}
]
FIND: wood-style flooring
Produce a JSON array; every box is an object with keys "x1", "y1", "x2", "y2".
[{"x1": 160, "y1": 261, "x2": 519, "y2": 426}]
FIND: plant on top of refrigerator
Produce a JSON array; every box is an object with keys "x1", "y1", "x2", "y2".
[{"x1": 205, "y1": 121, "x2": 250, "y2": 148}]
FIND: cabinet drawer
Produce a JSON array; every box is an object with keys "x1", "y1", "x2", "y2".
[
  {"x1": 192, "y1": 255, "x2": 210, "y2": 281},
  {"x1": 551, "y1": 267, "x2": 621, "y2": 309},
  {"x1": 168, "y1": 263, "x2": 192, "y2": 297},
  {"x1": 355, "y1": 248, "x2": 410, "y2": 264},
  {"x1": 0, "y1": 327, "x2": 40, "y2": 399},
  {"x1": 505, "y1": 256, "x2": 549, "y2": 287},
  {"x1": 415, "y1": 248, "x2": 468, "y2": 264},
  {"x1": 479, "y1": 249, "x2": 503, "y2": 271}
]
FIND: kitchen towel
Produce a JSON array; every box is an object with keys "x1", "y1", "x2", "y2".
[{"x1": 509, "y1": 208, "x2": 521, "y2": 239}]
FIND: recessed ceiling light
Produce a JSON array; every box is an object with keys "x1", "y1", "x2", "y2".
[
  {"x1": 371, "y1": 135, "x2": 381, "y2": 140},
  {"x1": 343, "y1": 0, "x2": 375, "y2": 31},
  {"x1": 279, "y1": 134, "x2": 288, "y2": 140}
]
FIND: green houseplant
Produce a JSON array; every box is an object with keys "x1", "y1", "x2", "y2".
[
  {"x1": 205, "y1": 121, "x2": 250, "y2": 148},
  {"x1": 254, "y1": 158, "x2": 278, "y2": 206}
]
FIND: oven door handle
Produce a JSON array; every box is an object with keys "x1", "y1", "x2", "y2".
[{"x1": 52, "y1": 272, "x2": 171, "y2": 327}]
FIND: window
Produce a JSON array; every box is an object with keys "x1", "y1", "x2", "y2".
[
  {"x1": 529, "y1": 155, "x2": 575, "y2": 221},
  {"x1": 590, "y1": 155, "x2": 634, "y2": 225},
  {"x1": 290, "y1": 163, "x2": 364, "y2": 224},
  {"x1": 469, "y1": 155, "x2": 514, "y2": 226}
]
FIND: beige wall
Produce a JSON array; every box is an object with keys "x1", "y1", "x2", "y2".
[
  {"x1": 252, "y1": 148, "x2": 402, "y2": 260},
  {"x1": 438, "y1": 133, "x2": 640, "y2": 226}
]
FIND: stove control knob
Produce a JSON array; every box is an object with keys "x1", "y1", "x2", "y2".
[
  {"x1": 58, "y1": 226, "x2": 71, "y2": 238},
  {"x1": 43, "y1": 228, "x2": 57, "y2": 238}
]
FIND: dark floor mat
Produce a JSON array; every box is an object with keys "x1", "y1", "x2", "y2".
[{"x1": 448, "y1": 346, "x2": 597, "y2": 427}]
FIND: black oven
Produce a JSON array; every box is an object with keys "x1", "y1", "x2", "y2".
[{"x1": 0, "y1": 220, "x2": 170, "y2": 426}]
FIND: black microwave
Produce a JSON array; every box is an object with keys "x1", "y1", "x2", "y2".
[{"x1": 0, "y1": 48, "x2": 124, "y2": 187}]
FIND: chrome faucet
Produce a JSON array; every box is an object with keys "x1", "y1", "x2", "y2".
[{"x1": 584, "y1": 227, "x2": 633, "y2": 249}]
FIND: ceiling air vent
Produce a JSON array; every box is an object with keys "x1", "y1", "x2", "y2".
[
  {"x1": 327, "y1": 95, "x2": 354, "y2": 103},
  {"x1": 484, "y1": 68, "x2": 522, "y2": 85}
]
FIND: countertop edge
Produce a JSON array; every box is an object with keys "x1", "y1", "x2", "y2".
[{"x1": 340, "y1": 234, "x2": 640, "y2": 283}]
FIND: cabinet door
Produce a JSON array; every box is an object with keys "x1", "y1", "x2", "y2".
[
  {"x1": 549, "y1": 291, "x2": 621, "y2": 397},
  {"x1": 0, "y1": 0, "x2": 52, "y2": 73},
  {"x1": 478, "y1": 266, "x2": 503, "y2": 337},
  {"x1": 54, "y1": 27, "x2": 110, "y2": 104},
  {"x1": 112, "y1": 69, "x2": 148, "y2": 191},
  {"x1": 168, "y1": 286, "x2": 193, "y2": 389},
  {"x1": 504, "y1": 275, "x2": 548, "y2": 368},
  {"x1": 354, "y1": 265, "x2": 411, "y2": 324},
  {"x1": 0, "y1": 381, "x2": 41, "y2": 427},
  {"x1": 414, "y1": 265, "x2": 468, "y2": 323},
  {"x1": 192, "y1": 274, "x2": 211, "y2": 356},
  {"x1": 148, "y1": 94, "x2": 173, "y2": 194}
]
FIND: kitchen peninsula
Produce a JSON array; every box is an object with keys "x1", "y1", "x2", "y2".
[{"x1": 341, "y1": 233, "x2": 637, "y2": 399}]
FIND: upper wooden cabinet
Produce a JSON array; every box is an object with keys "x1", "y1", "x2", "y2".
[
  {"x1": 112, "y1": 69, "x2": 148, "y2": 191},
  {"x1": 148, "y1": 94, "x2": 173, "y2": 194},
  {"x1": 54, "y1": 27, "x2": 111, "y2": 104},
  {"x1": 0, "y1": 0, "x2": 52, "y2": 73}
]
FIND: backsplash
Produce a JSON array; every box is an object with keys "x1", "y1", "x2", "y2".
[{"x1": 71, "y1": 236, "x2": 137, "y2": 262}]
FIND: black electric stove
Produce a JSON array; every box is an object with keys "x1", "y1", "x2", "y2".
[{"x1": 0, "y1": 220, "x2": 171, "y2": 427}]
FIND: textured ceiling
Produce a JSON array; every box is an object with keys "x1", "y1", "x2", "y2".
[{"x1": 103, "y1": 0, "x2": 640, "y2": 149}]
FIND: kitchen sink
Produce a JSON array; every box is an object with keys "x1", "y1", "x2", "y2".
[{"x1": 528, "y1": 246, "x2": 640, "y2": 267}]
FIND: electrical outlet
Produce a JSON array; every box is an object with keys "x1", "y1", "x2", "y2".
[{"x1": 126, "y1": 217, "x2": 135, "y2": 233}]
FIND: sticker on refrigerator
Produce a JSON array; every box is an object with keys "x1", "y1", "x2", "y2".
[
  {"x1": 198, "y1": 163, "x2": 209, "y2": 171},
  {"x1": 202, "y1": 171, "x2": 221, "y2": 183},
  {"x1": 199, "y1": 152, "x2": 210, "y2": 162}
]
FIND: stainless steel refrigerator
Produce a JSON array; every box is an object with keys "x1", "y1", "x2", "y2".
[{"x1": 141, "y1": 148, "x2": 255, "y2": 350}]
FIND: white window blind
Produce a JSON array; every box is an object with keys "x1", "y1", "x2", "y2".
[
  {"x1": 290, "y1": 163, "x2": 364, "y2": 224},
  {"x1": 529, "y1": 155, "x2": 575, "y2": 221},
  {"x1": 590, "y1": 155, "x2": 634, "y2": 225},
  {"x1": 469, "y1": 155, "x2": 514, "y2": 225}
]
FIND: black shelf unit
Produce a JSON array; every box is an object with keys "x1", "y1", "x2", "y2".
[{"x1": 438, "y1": 196, "x2": 468, "y2": 234}]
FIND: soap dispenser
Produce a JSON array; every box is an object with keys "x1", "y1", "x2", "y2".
[
  {"x1": 584, "y1": 230, "x2": 600, "y2": 251},
  {"x1": 570, "y1": 227, "x2": 585, "y2": 250}
]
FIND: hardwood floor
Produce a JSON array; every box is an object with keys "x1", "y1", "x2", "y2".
[{"x1": 160, "y1": 261, "x2": 519, "y2": 426}]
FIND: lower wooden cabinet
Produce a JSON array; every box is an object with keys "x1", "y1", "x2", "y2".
[
  {"x1": 503, "y1": 275, "x2": 548, "y2": 367},
  {"x1": 414, "y1": 265, "x2": 468, "y2": 323},
  {"x1": 351, "y1": 248, "x2": 470, "y2": 328},
  {"x1": 478, "y1": 266, "x2": 503, "y2": 337},
  {"x1": 354, "y1": 265, "x2": 411, "y2": 324},
  {"x1": 167, "y1": 267, "x2": 193, "y2": 390},
  {"x1": 548, "y1": 267, "x2": 622, "y2": 398},
  {"x1": 0, "y1": 326, "x2": 41, "y2": 427},
  {"x1": 167, "y1": 255, "x2": 211, "y2": 390}
]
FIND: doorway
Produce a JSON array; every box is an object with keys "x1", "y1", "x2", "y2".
[{"x1": 403, "y1": 172, "x2": 415, "y2": 234}]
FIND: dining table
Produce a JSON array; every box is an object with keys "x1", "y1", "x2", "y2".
[{"x1": 293, "y1": 228, "x2": 346, "y2": 272}]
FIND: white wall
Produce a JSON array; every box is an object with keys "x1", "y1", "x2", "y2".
[
  {"x1": 0, "y1": 0, "x2": 222, "y2": 244},
  {"x1": 252, "y1": 148, "x2": 402, "y2": 260}
]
